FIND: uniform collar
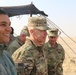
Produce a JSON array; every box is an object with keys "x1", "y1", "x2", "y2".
[
  {"x1": 29, "y1": 37, "x2": 44, "y2": 47},
  {"x1": 48, "y1": 41, "x2": 58, "y2": 48},
  {"x1": 27, "y1": 37, "x2": 44, "y2": 48}
]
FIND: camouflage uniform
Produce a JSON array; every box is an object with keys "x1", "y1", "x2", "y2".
[
  {"x1": 12, "y1": 16, "x2": 48, "y2": 75},
  {"x1": 12, "y1": 38, "x2": 48, "y2": 75},
  {"x1": 7, "y1": 36, "x2": 23, "y2": 55},
  {"x1": 0, "y1": 44, "x2": 17, "y2": 75},
  {"x1": 7, "y1": 26, "x2": 29, "y2": 55},
  {"x1": 45, "y1": 28, "x2": 65, "y2": 75},
  {"x1": 45, "y1": 42, "x2": 65, "y2": 75}
]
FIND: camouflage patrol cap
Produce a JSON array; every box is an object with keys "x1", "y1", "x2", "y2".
[
  {"x1": 28, "y1": 16, "x2": 48, "y2": 30},
  {"x1": 47, "y1": 28, "x2": 58, "y2": 37},
  {"x1": 22, "y1": 26, "x2": 29, "y2": 36}
]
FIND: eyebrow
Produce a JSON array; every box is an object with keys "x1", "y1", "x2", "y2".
[
  {"x1": 0, "y1": 21, "x2": 11, "y2": 25},
  {"x1": 0, "y1": 21, "x2": 7, "y2": 23}
]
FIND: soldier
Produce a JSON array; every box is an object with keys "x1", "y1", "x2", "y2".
[
  {"x1": 45, "y1": 28, "x2": 65, "y2": 75},
  {"x1": 0, "y1": 9, "x2": 17, "y2": 75},
  {"x1": 12, "y1": 16, "x2": 48, "y2": 75},
  {"x1": 7, "y1": 26, "x2": 29, "y2": 55}
]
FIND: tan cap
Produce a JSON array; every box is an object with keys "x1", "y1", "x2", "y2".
[
  {"x1": 28, "y1": 16, "x2": 48, "y2": 30},
  {"x1": 47, "y1": 28, "x2": 58, "y2": 37},
  {"x1": 22, "y1": 26, "x2": 29, "y2": 36}
]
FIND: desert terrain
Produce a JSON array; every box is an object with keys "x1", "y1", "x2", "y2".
[{"x1": 58, "y1": 37, "x2": 76, "y2": 75}]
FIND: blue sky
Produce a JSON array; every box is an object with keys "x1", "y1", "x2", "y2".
[{"x1": 0, "y1": 0, "x2": 76, "y2": 36}]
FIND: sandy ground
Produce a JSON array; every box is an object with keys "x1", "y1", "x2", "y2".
[
  {"x1": 58, "y1": 37, "x2": 76, "y2": 75},
  {"x1": 63, "y1": 58, "x2": 76, "y2": 75}
]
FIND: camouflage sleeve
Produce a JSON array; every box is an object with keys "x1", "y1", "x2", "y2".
[
  {"x1": 56, "y1": 44, "x2": 65, "y2": 75},
  {"x1": 61, "y1": 45, "x2": 65, "y2": 61},
  {"x1": 15, "y1": 49, "x2": 35, "y2": 75},
  {"x1": 57, "y1": 63, "x2": 63, "y2": 75}
]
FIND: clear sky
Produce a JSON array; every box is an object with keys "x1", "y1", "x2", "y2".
[{"x1": 0, "y1": 0, "x2": 76, "y2": 37}]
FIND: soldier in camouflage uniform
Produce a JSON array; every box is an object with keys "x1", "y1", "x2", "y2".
[
  {"x1": 12, "y1": 16, "x2": 48, "y2": 75},
  {"x1": 7, "y1": 26, "x2": 29, "y2": 55},
  {"x1": 45, "y1": 28, "x2": 65, "y2": 75},
  {"x1": 0, "y1": 9, "x2": 17, "y2": 75}
]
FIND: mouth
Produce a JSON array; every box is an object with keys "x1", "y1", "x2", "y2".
[{"x1": 3, "y1": 33, "x2": 10, "y2": 37}]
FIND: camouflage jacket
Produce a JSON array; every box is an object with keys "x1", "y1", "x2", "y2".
[
  {"x1": 7, "y1": 36, "x2": 23, "y2": 55},
  {"x1": 45, "y1": 41, "x2": 65, "y2": 75},
  {"x1": 0, "y1": 44, "x2": 17, "y2": 75},
  {"x1": 12, "y1": 38, "x2": 48, "y2": 75}
]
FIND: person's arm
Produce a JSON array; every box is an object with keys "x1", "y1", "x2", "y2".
[
  {"x1": 12, "y1": 48, "x2": 35, "y2": 75},
  {"x1": 56, "y1": 45, "x2": 65, "y2": 75},
  {"x1": 4, "y1": 50, "x2": 17, "y2": 75}
]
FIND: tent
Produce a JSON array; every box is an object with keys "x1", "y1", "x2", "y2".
[{"x1": 0, "y1": 3, "x2": 48, "y2": 17}]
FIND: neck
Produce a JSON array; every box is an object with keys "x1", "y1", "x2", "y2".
[
  {"x1": 31, "y1": 38, "x2": 44, "y2": 46},
  {"x1": 50, "y1": 42, "x2": 56, "y2": 47},
  {"x1": 35, "y1": 40, "x2": 43, "y2": 46}
]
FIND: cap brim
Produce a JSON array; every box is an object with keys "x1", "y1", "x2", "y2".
[
  {"x1": 48, "y1": 33, "x2": 58, "y2": 37},
  {"x1": 35, "y1": 26, "x2": 48, "y2": 30}
]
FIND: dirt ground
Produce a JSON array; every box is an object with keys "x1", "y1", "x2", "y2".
[
  {"x1": 58, "y1": 37, "x2": 76, "y2": 75},
  {"x1": 63, "y1": 57, "x2": 76, "y2": 75}
]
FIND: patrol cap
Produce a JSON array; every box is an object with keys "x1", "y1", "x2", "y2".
[
  {"x1": 47, "y1": 28, "x2": 58, "y2": 37},
  {"x1": 22, "y1": 26, "x2": 29, "y2": 36},
  {"x1": 28, "y1": 16, "x2": 48, "y2": 30}
]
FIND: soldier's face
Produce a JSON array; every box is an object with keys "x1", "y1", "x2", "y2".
[
  {"x1": 21, "y1": 34, "x2": 26, "y2": 44},
  {"x1": 32, "y1": 29, "x2": 47, "y2": 45},
  {"x1": 0, "y1": 14, "x2": 11, "y2": 44},
  {"x1": 49, "y1": 36, "x2": 58, "y2": 45}
]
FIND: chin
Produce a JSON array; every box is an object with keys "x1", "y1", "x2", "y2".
[
  {"x1": 4, "y1": 40, "x2": 9, "y2": 43},
  {"x1": 41, "y1": 41, "x2": 45, "y2": 44}
]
